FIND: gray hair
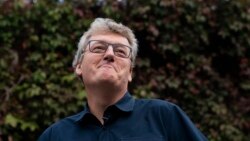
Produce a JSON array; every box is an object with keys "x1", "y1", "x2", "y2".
[{"x1": 72, "y1": 18, "x2": 138, "y2": 68}]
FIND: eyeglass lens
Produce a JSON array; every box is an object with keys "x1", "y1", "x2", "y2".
[{"x1": 88, "y1": 40, "x2": 131, "y2": 58}]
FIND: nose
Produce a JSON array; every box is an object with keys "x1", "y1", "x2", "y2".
[
  {"x1": 105, "y1": 46, "x2": 115, "y2": 55},
  {"x1": 103, "y1": 46, "x2": 115, "y2": 62}
]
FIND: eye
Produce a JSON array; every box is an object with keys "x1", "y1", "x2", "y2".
[
  {"x1": 91, "y1": 43, "x2": 107, "y2": 53},
  {"x1": 114, "y1": 46, "x2": 128, "y2": 57}
]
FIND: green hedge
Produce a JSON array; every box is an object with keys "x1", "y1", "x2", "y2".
[{"x1": 0, "y1": 0, "x2": 249, "y2": 140}]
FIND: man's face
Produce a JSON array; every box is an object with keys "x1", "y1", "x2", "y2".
[{"x1": 75, "y1": 32, "x2": 132, "y2": 88}]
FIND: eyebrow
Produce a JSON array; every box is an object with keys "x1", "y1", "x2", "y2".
[{"x1": 90, "y1": 40, "x2": 130, "y2": 47}]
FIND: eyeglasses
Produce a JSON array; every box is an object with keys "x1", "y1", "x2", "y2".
[{"x1": 86, "y1": 40, "x2": 132, "y2": 58}]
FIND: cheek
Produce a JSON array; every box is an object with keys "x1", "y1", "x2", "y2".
[
  {"x1": 119, "y1": 61, "x2": 132, "y2": 74},
  {"x1": 79, "y1": 59, "x2": 90, "y2": 75},
  {"x1": 81, "y1": 57, "x2": 99, "y2": 73},
  {"x1": 81, "y1": 55, "x2": 93, "y2": 67}
]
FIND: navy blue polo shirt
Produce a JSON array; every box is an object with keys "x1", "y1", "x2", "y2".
[{"x1": 38, "y1": 92, "x2": 207, "y2": 141}]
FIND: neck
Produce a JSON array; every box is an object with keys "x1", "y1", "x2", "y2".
[{"x1": 85, "y1": 83, "x2": 127, "y2": 124}]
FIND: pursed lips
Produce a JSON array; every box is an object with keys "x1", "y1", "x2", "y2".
[{"x1": 98, "y1": 64, "x2": 116, "y2": 71}]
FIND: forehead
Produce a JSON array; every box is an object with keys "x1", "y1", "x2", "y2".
[{"x1": 89, "y1": 32, "x2": 130, "y2": 45}]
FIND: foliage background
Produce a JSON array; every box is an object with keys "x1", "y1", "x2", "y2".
[{"x1": 0, "y1": 0, "x2": 249, "y2": 141}]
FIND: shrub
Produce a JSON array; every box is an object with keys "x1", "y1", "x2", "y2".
[{"x1": 0, "y1": 0, "x2": 249, "y2": 140}]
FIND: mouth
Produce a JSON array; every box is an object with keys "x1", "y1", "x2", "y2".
[
  {"x1": 99, "y1": 64, "x2": 115, "y2": 69},
  {"x1": 101, "y1": 64, "x2": 113, "y2": 68}
]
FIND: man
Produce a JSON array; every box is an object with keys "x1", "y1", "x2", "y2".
[{"x1": 38, "y1": 18, "x2": 208, "y2": 141}]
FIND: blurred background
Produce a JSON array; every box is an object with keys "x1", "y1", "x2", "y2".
[{"x1": 0, "y1": 0, "x2": 249, "y2": 140}]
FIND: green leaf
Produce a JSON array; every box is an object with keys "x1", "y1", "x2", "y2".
[{"x1": 5, "y1": 114, "x2": 18, "y2": 128}]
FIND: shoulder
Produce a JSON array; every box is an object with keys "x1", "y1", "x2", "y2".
[
  {"x1": 132, "y1": 98, "x2": 188, "y2": 128},
  {"x1": 135, "y1": 98, "x2": 177, "y2": 109},
  {"x1": 51, "y1": 111, "x2": 83, "y2": 129},
  {"x1": 134, "y1": 98, "x2": 181, "y2": 115},
  {"x1": 38, "y1": 111, "x2": 83, "y2": 141}
]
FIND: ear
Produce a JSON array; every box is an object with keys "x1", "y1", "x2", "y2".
[
  {"x1": 128, "y1": 67, "x2": 133, "y2": 82},
  {"x1": 75, "y1": 64, "x2": 82, "y2": 75}
]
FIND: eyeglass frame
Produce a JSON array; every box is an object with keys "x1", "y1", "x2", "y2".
[{"x1": 83, "y1": 40, "x2": 132, "y2": 59}]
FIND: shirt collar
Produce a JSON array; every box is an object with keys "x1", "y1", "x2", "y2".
[
  {"x1": 74, "y1": 104, "x2": 91, "y2": 123},
  {"x1": 114, "y1": 92, "x2": 135, "y2": 112},
  {"x1": 74, "y1": 92, "x2": 134, "y2": 123}
]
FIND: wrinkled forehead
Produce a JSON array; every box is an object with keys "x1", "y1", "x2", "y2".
[{"x1": 88, "y1": 32, "x2": 130, "y2": 46}]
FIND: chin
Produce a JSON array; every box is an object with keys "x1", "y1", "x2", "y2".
[{"x1": 100, "y1": 77, "x2": 116, "y2": 83}]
